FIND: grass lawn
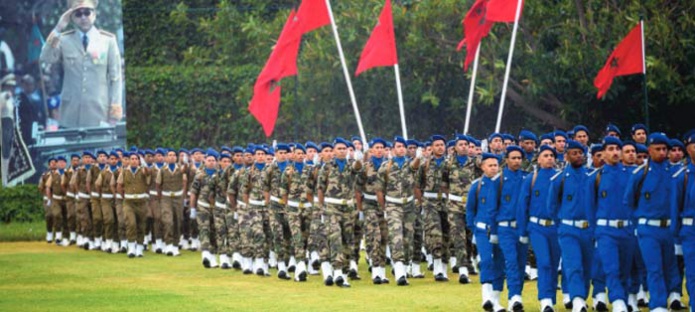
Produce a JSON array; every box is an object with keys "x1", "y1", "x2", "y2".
[{"x1": 0, "y1": 221, "x2": 46, "y2": 242}]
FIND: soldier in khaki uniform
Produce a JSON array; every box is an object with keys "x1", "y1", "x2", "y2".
[
  {"x1": 94, "y1": 151, "x2": 119, "y2": 253},
  {"x1": 148, "y1": 149, "x2": 166, "y2": 253},
  {"x1": 377, "y1": 136, "x2": 420, "y2": 286},
  {"x1": 39, "y1": 158, "x2": 57, "y2": 243},
  {"x1": 45, "y1": 156, "x2": 69, "y2": 246},
  {"x1": 156, "y1": 149, "x2": 187, "y2": 257},
  {"x1": 62, "y1": 154, "x2": 81, "y2": 245},
  {"x1": 184, "y1": 148, "x2": 204, "y2": 251},
  {"x1": 189, "y1": 149, "x2": 220, "y2": 268},
  {"x1": 86, "y1": 150, "x2": 107, "y2": 250},
  {"x1": 39, "y1": 0, "x2": 122, "y2": 128},
  {"x1": 117, "y1": 152, "x2": 151, "y2": 258},
  {"x1": 112, "y1": 154, "x2": 127, "y2": 252},
  {"x1": 70, "y1": 151, "x2": 95, "y2": 249}
]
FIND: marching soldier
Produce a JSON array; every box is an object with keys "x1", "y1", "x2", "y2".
[
  {"x1": 156, "y1": 149, "x2": 187, "y2": 257},
  {"x1": 209, "y1": 152, "x2": 233, "y2": 268},
  {"x1": 71, "y1": 151, "x2": 95, "y2": 250},
  {"x1": 185, "y1": 148, "x2": 205, "y2": 251},
  {"x1": 45, "y1": 156, "x2": 69, "y2": 246},
  {"x1": 309, "y1": 142, "x2": 334, "y2": 282},
  {"x1": 264, "y1": 143, "x2": 293, "y2": 279},
  {"x1": 518, "y1": 130, "x2": 538, "y2": 173},
  {"x1": 148, "y1": 149, "x2": 166, "y2": 253},
  {"x1": 86, "y1": 150, "x2": 107, "y2": 250},
  {"x1": 94, "y1": 151, "x2": 119, "y2": 253},
  {"x1": 62, "y1": 154, "x2": 81, "y2": 245},
  {"x1": 189, "y1": 149, "x2": 221, "y2": 268},
  {"x1": 631, "y1": 124, "x2": 648, "y2": 145},
  {"x1": 573, "y1": 125, "x2": 590, "y2": 148},
  {"x1": 117, "y1": 152, "x2": 151, "y2": 258},
  {"x1": 228, "y1": 147, "x2": 254, "y2": 274},
  {"x1": 407, "y1": 139, "x2": 427, "y2": 279},
  {"x1": 39, "y1": 158, "x2": 57, "y2": 243},
  {"x1": 240, "y1": 146, "x2": 272, "y2": 276}
]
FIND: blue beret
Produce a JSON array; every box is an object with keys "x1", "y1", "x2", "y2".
[
  {"x1": 385, "y1": 141, "x2": 393, "y2": 148},
  {"x1": 266, "y1": 149, "x2": 275, "y2": 156},
  {"x1": 83, "y1": 151, "x2": 95, "y2": 158},
  {"x1": 56, "y1": 156, "x2": 67, "y2": 162},
  {"x1": 474, "y1": 139, "x2": 482, "y2": 147},
  {"x1": 488, "y1": 133, "x2": 503, "y2": 142},
  {"x1": 254, "y1": 145, "x2": 267, "y2": 153},
  {"x1": 114, "y1": 148, "x2": 124, "y2": 153},
  {"x1": 334, "y1": 137, "x2": 350, "y2": 147},
  {"x1": 137, "y1": 150, "x2": 145, "y2": 156},
  {"x1": 590, "y1": 143, "x2": 604, "y2": 154},
  {"x1": 305, "y1": 141, "x2": 320, "y2": 152},
  {"x1": 605, "y1": 124, "x2": 621, "y2": 136},
  {"x1": 168, "y1": 148, "x2": 177, "y2": 154},
  {"x1": 481, "y1": 153, "x2": 500, "y2": 163},
  {"x1": 122, "y1": 152, "x2": 132, "y2": 158},
  {"x1": 294, "y1": 143, "x2": 306, "y2": 153},
  {"x1": 393, "y1": 136, "x2": 407, "y2": 146},
  {"x1": 567, "y1": 130, "x2": 575, "y2": 138},
  {"x1": 648, "y1": 133, "x2": 670, "y2": 147},
  {"x1": 144, "y1": 149, "x2": 154, "y2": 156},
  {"x1": 154, "y1": 148, "x2": 167, "y2": 156},
  {"x1": 566, "y1": 140, "x2": 584, "y2": 151},
  {"x1": 539, "y1": 145, "x2": 557, "y2": 157},
  {"x1": 320, "y1": 142, "x2": 333, "y2": 150},
  {"x1": 506, "y1": 145, "x2": 524, "y2": 157},
  {"x1": 684, "y1": 132, "x2": 695, "y2": 146},
  {"x1": 540, "y1": 133, "x2": 555, "y2": 143},
  {"x1": 371, "y1": 138, "x2": 386, "y2": 147},
  {"x1": 424, "y1": 141, "x2": 432, "y2": 147},
  {"x1": 96, "y1": 150, "x2": 108, "y2": 157},
  {"x1": 670, "y1": 139, "x2": 685, "y2": 150},
  {"x1": 554, "y1": 130, "x2": 568, "y2": 140},
  {"x1": 275, "y1": 143, "x2": 291, "y2": 152},
  {"x1": 288, "y1": 143, "x2": 296, "y2": 149},
  {"x1": 220, "y1": 146, "x2": 232, "y2": 153},
  {"x1": 245, "y1": 147, "x2": 254, "y2": 154},
  {"x1": 351, "y1": 136, "x2": 362, "y2": 143},
  {"x1": 573, "y1": 125, "x2": 589, "y2": 135},
  {"x1": 622, "y1": 140, "x2": 636, "y2": 150},
  {"x1": 518, "y1": 130, "x2": 538, "y2": 142},
  {"x1": 347, "y1": 141, "x2": 355, "y2": 149},
  {"x1": 601, "y1": 136, "x2": 623, "y2": 148},
  {"x1": 48, "y1": 157, "x2": 57, "y2": 163},
  {"x1": 232, "y1": 146, "x2": 244, "y2": 154},
  {"x1": 431, "y1": 134, "x2": 446, "y2": 144},
  {"x1": 636, "y1": 144, "x2": 648, "y2": 154},
  {"x1": 631, "y1": 123, "x2": 647, "y2": 135},
  {"x1": 190, "y1": 148, "x2": 204, "y2": 155},
  {"x1": 70, "y1": 153, "x2": 81, "y2": 159},
  {"x1": 406, "y1": 139, "x2": 419, "y2": 147},
  {"x1": 456, "y1": 134, "x2": 470, "y2": 143},
  {"x1": 502, "y1": 134, "x2": 515, "y2": 142},
  {"x1": 108, "y1": 151, "x2": 119, "y2": 158},
  {"x1": 447, "y1": 140, "x2": 455, "y2": 148},
  {"x1": 220, "y1": 153, "x2": 231, "y2": 160},
  {"x1": 682, "y1": 129, "x2": 695, "y2": 142},
  {"x1": 129, "y1": 146, "x2": 138, "y2": 152},
  {"x1": 205, "y1": 148, "x2": 220, "y2": 159},
  {"x1": 178, "y1": 148, "x2": 189, "y2": 154}
]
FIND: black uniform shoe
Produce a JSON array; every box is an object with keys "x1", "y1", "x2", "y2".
[
  {"x1": 70, "y1": 240, "x2": 77, "y2": 245},
  {"x1": 128, "y1": 253, "x2": 135, "y2": 258},
  {"x1": 670, "y1": 299, "x2": 687, "y2": 311},
  {"x1": 278, "y1": 271, "x2": 291, "y2": 280},
  {"x1": 467, "y1": 264, "x2": 478, "y2": 275},
  {"x1": 595, "y1": 301, "x2": 608, "y2": 312},
  {"x1": 155, "y1": 248, "x2": 162, "y2": 254},
  {"x1": 221, "y1": 263, "x2": 231, "y2": 270},
  {"x1": 324, "y1": 276, "x2": 334, "y2": 286},
  {"x1": 203, "y1": 258, "x2": 211, "y2": 268},
  {"x1": 348, "y1": 269, "x2": 361, "y2": 280},
  {"x1": 232, "y1": 261, "x2": 241, "y2": 269},
  {"x1": 83, "y1": 244, "x2": 90, "y2": 251},
  {"x1": 288, "y1": 265, "x2": 296, "y2": 273},
  {"x1": 542, "y1": 306, "x2": 554, "y2": 312},
  {"x1": 435, "y1": 273, "x2": 449, "y2": 282},
  {"x1": 458, "y1": 274, "x2": 470, "y2": 284},
  {"x1": 482, "y1": 300, "x2": 493, "y2": 312},
  {"x1": 427, "y1": 263, "x2": 433, "y2": 271},
  {"x1": 334, "y1": 276, "x2": 350, "y2": 288},
  {"x1": 637, "y1": 299, "x2": 648, "y2": 307},
  {"x1": 296, "y1": 271, "x2": 307, "y2": 282},
  {"x1": 452, "y1": 266, "x2": 459, "y2": 274},
  {"x1": 311, "y1": 260, "x2": 320, "y2": 270},
  {"x1": 368, "y1": 266, "x2": 372, "y2": 273},
  {"x1": 381, "y1": 277, "x2": 390, "y2": 284},
  {"x1": 397, "y1": 276, "x2": 409, "y2": 286},
  {"x1": 385, "y1": 258, "x2": 392, "y2": 266},
  {"x1": 564, "y1": 301, "x2": 572, "y2": 310},
  {"x1": 372, "y1": 276, "x2": 382, "y2": 285},
  {"x1": 256, "y1": 269, "x2": 264, "y2": 276},
  {"x1": 243, "y1": 269, "x2": 252, "y2": 275},
  {"x1": 511, "y1": 302, "x2": 523, "y2": 312}
]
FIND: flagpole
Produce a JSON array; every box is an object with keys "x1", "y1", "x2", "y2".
[
  {"x1": 464, "y1": 42, "x2": 481, "y2": 134},
  {"x1": 494, "y1": 0, "x2": 523, "y2": 133},
  {"x1": 325, "y1": 0, "x2": 368, "y2": 150},
  {"x1": 394, "y1": 64, "x2": 408, "y2": 139},
  {"x1": 640, "y1": 17, "x2": 649, "y2": 131}
]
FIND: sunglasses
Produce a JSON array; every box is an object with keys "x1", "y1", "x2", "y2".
[{"x1": 73, "y1": 9, "x2": 93, "y2": 18}]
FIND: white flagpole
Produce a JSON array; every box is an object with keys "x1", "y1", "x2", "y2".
[
  {"x1": 325, "y1": 0, "x2": 368, "y2": 150},
  {"x1": 464, "y1": 42, "x2": 481, "y2": 134},
  {"x1": 394, "y1": 64, "x2": 408, "y2": 139},
  {"x1": 494, "y1": 0, "x2": 523, "y2": 133}
]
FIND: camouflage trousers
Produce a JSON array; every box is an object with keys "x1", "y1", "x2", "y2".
[
  {"x1": 196, "y1": 204, "x2": 222, "y2": 254},
  {"x1": 326, "y1": 204, "x2": 355, "y2": 270},
  {"x1": 124, "y1": 198, "x2": 148, "y2": 244},
  {"x1": 386, "y1": 202, "x2": 416, "y2": 263},
  {"x1": 447, "y1": 209, "x2": 470, "y2": 267},
  {"x1": 160, "y1": 195, "x2": 183, "y2": 245},
  {"x1": 225, "y1": 206, "x2": 241, "y2": 256},
  {"x1": 182, "y1": 196, "x2": 199, "y2": 240},
  {"x1": 269, "y1": 203, "x2": 292, "y2": 263},
  {"x1": 76, "y1": 198, "x2": 93, "y2": 239},
  {"x1": 423, "y1": 199, "x2": 450, "y2": 260},
  {"x1": 90, "y1": 197, "x2": 103, "y2": 239},
  {"x1": 148, "y1": 196, "x2": 163, "y2": 240},
  {"x1": 100, "y1": 197, "x2": 116, "y2": 241},
  {"x1": 115, "y1": 197, "x2": 126, "y2": 241},
  {"x1": 66, "y1": 197, "x2": 77, "y2": 233},
  {"x1": 239, "y1": 205, "x2": 270, "y2": 259},
  {"x1": 363, "y1": 201, "x2": 388, "y2": 267},
  {"x1": 308, "y1": 205, "x2": 329, "y2": 262},
  {"x1": 287, "y1": 206, "x2": 310, "y2": 261},
  {"x1": 50, "y1": 198, "x2": 67, "y2": 235},
  {"x1": 412, "y1": 203, "x2": 424, "y2": 263},
  {"x1": 352, "y1": 209, "x2": 364, "y2": 263}
]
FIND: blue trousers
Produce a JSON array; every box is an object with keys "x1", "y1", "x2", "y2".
[
  {"x1": 499, "y1": 226, "x2": 527, "y2": 298},
  {"x1": 636, "y1": 225, "x2": 681, "y2": 310},
  {"x1": 558, "y1": 224, "x2": 593, "y2": 300},
  {"x1": 529, "y1": 223, "x2": 561, "y2": 303},
  {"x1": 596, "y1": 227, "x2": 636, "y2": 303},
  {"x1": 679, "y1": 225, "x2": 695, "y2": 309},
  {"x1": 628, "y1": 242, "x2": 648, "y2": 294},
  {"x1": 591, "y1": 243, "x2": 606, "y2": 298},
  {"x1": 474, "y1": 228, "x2": 504, "y2": 290}
]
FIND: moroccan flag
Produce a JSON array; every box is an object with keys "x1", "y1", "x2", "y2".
[
  {"x1": 593, "y1": 23, "x2": 644, "y2": 99},
  {"x1": 296, "y1": 0, "x2": 331, "y2": 35},
  {"x1": 486, "y1": 0, "x2": 525, "y2": 23},
  {"x1": 456, "y1": 0, "x2": 494, "y2": 71},
  {"x1": 355, "y1": 0, "x2": 398, "y2": 76},
  {"x1": 249, "y1": 10, "x2": 302, "y2": 137}
]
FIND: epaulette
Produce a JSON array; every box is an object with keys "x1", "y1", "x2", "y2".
[
  {"x1": 62, "y1": 29, "x2": 76, "y2": 35},
  {"x1": 491, "y1": 173, "x2": 501, "y2": 181},
  {"x1": 550, "y1": 171, "x2": 563, "y2": 181},
  {"x1": 471, "y1": 178, "x2": 481, "y2": 185},
  {"x1": 98, "y1": 29, "x2": 115, "y2": 37},
  {"x1": 672, "y1": 166, "x2": 687, "y2": 179},
  {"x1": 587, "y1": 168, "x2": 600, "y2": 177},
  {"x1": 632, "y1": 163, "x2": 647, "y2": 174}
]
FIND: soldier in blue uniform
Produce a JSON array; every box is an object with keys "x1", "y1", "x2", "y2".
[
  {"x1": 631, "y1": 124, "x2": 648, "y2": 145},
  {"x1": 518, "y1": 145, "x2": 561, "y2": 312},
  {"x1": 605, "y1": 124, "x2": 621, "y2": 138},
  {"x1": 624, "y1": 133, "x2": 683, "y2": 311}
]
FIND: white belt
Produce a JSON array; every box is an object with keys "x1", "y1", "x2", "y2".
[
  {"x1": 423, "y1": 192, "x2": 447, "y2": 200},
  {"x1": 248, "y1": 199, "x2": 266, "y2": 207},
  {"x1": 385, "y1": 195, "x2": 414, "y2": 205},
  {"x1": 561, "y1": 219, "x2": 590, "y2": 229},
  {"x1": 215, "y1": 201, "x2": 228, "y2": 209},
  {"x1": 683, "y1": 218, "x2": 694, "y2": 226},
  {"x1": 270, "y1": 196, "x2": 283, "y2": 204},
  {"x1": 66, "y1": 192, "x2": 76, "y2": 198},
  {"x1": 90, "y1": 192, "x2": 100, "y2": 198},
  {"x1": 162, "y1": 190, "x2": 184, "y2": 197},
  {"x1": 116, "y1": 194, "x2": 123, "y2": 199},
  {"x1": 529, "y1": 216, "x2": 554, "y2": 226},
  {"x1": 324, "y1": 197, "x2": 354, "y2": 206},
  {"x1": 448, "y1": 194, "x2": 465, "y2": 202},
  {"x1": 124, "y1": 193, "x2": 149, "y2": 200},
  {"x1": 101, "y1": 194, "x2": 114, "y2": 199},
  {"x1": 363, "y1": 193, "x2": 378, "y2": 201},
  {"x1": 43, "y1": 196, "x2": 48, "y2": 200},
  {"x1": 78, "y1": 192, "x2": 90, "y2": 199},
  {"x1": 288, "y1": 200, "x2": 312, "y2": 208},
  {"x1": 236, "y1": 200, "x2": 247, "y2": 208},
  {"x1": 475, "y1": 222, "x2": 488, "y2": 230},
  {"x1": 498, "y1": 220, "x2": 517, "y2": 228},
  {"x1": 52, "y1": 195, "x2": 64, "y2": 200},
  {"x1": 149, "y1": 191, "x2": 158, "y2": 196},
  {"x1": 596, "y1": 219, "x2": 631, "y2": 228},
  {"x1": 197, "y1": 200, "x2": 211, "y2": 208},
  {"x1": 638, "y1": 218, "x2": 670, "y2": 227}
]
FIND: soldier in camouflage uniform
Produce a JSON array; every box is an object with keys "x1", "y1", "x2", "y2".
[
  {"x1": 406, "y1": 139, "x2": 426, "y2": 279},
  {"x1": 189, "y1": 149, "x2": 220, "y2": 268},
  {"x1": 240, "y1": 146, "x2": 272, "y2": 276},
  {"x1": 444, "y1": 134, "x2": 478, "y2": 284},
  {"x1": 356, "y1": 138, "x2": 390, "y2": 284},
  {"x1": 377, "y1": 136, "x2": 420, "y2": 286},
  {"x1": 156, "y1": 149, "x2": 187, "y2": 257},
  {"x1": 554, "y1": 130, "x2": 568, "y2": 170},
  {"x1": 418, "y1": 135, "x2": 451, "y2": 282},
  {"x1": 263, "y1": 143, "x2": 293, "y2": 280},
  {"x1": 209, "y1": 152, "x2": 233, "y2": 268},
  {"x1": 223, "y1": 147, "x2": 245, "y2": 269},
  {"x1": 71, "y1": 151, "x2": 95, "y2": 249},
  {"x1": 228, "y1": 147, "x2": 254, "y2": 274},
  {"x1": 86, "y1": 150, "x2": 107, "y2": 250},
  {"x1": 94, "y1": 151, "x2": 120, "y2": 253},
  {"x1": 45, "y1": 157, "x2": 69, "y2": 246},
  {"x1": 39, "y1": 158, "x2": 57, "y2": 243},
  {"x1": 308, "y1": 143, "x2": 333, "y2": 278},
  {"x1": 317, "y1": 137, "x2": 362, "y2": 288}
]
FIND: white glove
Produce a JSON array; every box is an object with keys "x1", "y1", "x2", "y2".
[
  {"x1": 47, "y1": 200, "x2": 52, "y2": 207},
  {"x1": 320, "y1": 214, "x2": 325, "y2": 224},
  {"x1": 519, "y1": 236, "x2": 529, "y2": 244},
  {"x1": 190, "y1": 208, "x2": 197, "y2": 219},
  {"x1": 358, "y1": 211, "x2": 364, "y2": 221},
  {"x1": 354, "y1": 150, "x2": 364, "y2": 161},
  {"x1": 416, "y1": 148, "x2": 423, "y2": 158},
  {"x1": 675, "y1": 244, "x2": 683, "y2": 256},
  {"x1": 233, "y1": 212, "x2": 238, "y2": 220},
  {"x1": 489, "y1": 234, "x2": 499, "y2": 244}
]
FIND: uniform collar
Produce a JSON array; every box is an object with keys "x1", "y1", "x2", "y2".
[{"x1": 78, "y1": 26, "x2": 98, "y2": 40}]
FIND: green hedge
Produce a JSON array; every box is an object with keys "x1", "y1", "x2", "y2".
[{"x1": 0, "y1": 185, "x2": 44, "y2": 223}]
